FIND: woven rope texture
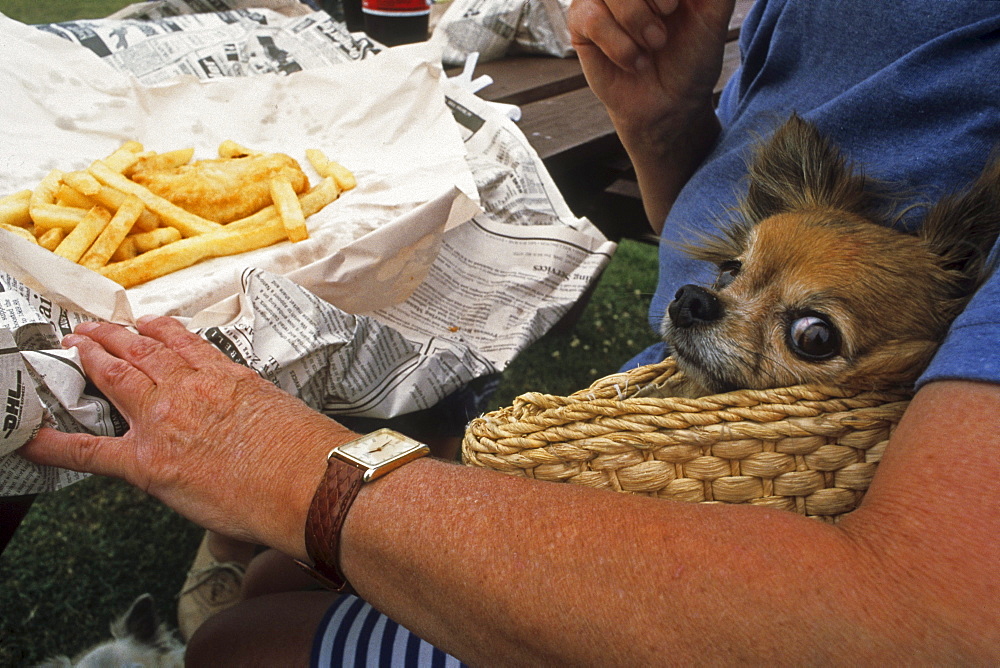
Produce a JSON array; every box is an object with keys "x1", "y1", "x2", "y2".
[{"x1": 462, "y1": 358, "x2": 912, "y2": 521}]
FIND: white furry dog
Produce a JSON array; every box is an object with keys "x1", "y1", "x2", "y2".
[{"x1": 36, "y1": 594, "x2": 184, "y2": 668}]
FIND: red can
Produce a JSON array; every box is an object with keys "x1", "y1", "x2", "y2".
[{"x1": 362, "y1": 0, "x2": 431, "y2": 46}]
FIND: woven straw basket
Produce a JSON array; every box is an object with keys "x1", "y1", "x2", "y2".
[{"x1": 462, "y1": 357, "x2": 913, "y2": 522}]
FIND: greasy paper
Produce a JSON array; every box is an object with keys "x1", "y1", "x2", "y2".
[{"x1": 0, "y1": 13, "x2": 479, "y2": 320}]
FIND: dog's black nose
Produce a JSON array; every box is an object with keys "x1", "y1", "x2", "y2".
[{"x1": 668, "y1": 285, "x2": 723, "y2": 328}]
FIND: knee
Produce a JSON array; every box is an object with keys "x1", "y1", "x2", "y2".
[
  {"x1": 184, "y1": 604, "x2": 246, "y2": 667},
  {"x1": 184, "y1": 592, "x2": 333, "y2": 667},
  {"x1": 242, "y1": 548, "x2": 317, "y2": 599}
]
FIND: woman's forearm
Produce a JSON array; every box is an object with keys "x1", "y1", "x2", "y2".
[
  {"x1": 342, "y1": 457, "x2": 889, "y2": 664},
  {"x1": 618, "y1": 100, "x2": 721, "y2": 233}
]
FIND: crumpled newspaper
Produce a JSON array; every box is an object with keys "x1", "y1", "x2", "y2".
[{"x1": 431, "y1": 0, "x2": 574, "y2": 67}]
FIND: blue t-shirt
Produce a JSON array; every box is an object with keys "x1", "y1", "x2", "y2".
[{"x1": 628, "y1": 0, "x2": 1000, "y2": 388}]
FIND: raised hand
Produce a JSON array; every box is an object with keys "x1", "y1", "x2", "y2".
[
  {"x1": 568, "y1": 0, "x2": 737, "y2": 229},
  {"x1": 569, "y1": 0, "x2": 735, "y2": 132}
]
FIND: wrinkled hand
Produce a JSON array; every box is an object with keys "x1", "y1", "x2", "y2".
[
  {"x1": 568, "y1": 0, "x2": 736, "y2": 139},
  {"x1": 19, "y1": 316, "x2": 358, "y2": 559}
]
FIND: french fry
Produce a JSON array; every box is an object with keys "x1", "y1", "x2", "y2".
[
  {"x1": 126, "y1": 148, "x2": 195, "y2": 176},
  {"x1": 88, "y1": 184, "x2": 160, "y2": 233},
  {"x1": 109, "y1": 237, "x2": 138, "y2": 262},
  {"x1": 228, "y1": 177, "x2": 340, "y2": 232},
  {"x1": 1, "y1": 222, "x2": 38, "y2": 244},
  {"x1": 270, "y1": 176, "x2": 308, "y2": 242},
  {"x1": 55, "y1": 183, "x2": 97, "y2": 210},
  {"x1": 60, "y1": 180, "x2": 158, "y2": 231},
  {"x1": 100, "y1": 218, "x2": 287, "y2": 287},
  {"x1": 62, "y1": 170, "x2": 102, "y2": 197},
  {"x1": 0, "y1": 190, "x2": 32, "y2": 228},
  {"x1": 305, "y1": 149, "x2": 357, "y2": 191},
  {"x1": 30, "y1": 170, "x2": 64, "y2": 210},
  {"x1": 37, "y1": 227, "x2": 65, "y2": 251},
  {"x1": 1, "y1": 190, "x2": 32, "y2": 204},
  {"x1": 79, "y1": 195, "x2": 144, "y2": 270},
  {"x1": 88, "y1": 160, "x2": 222, "y2": 237},
  {"x1": 32, "y1": 185, "x2": 160, "y2": 231},
  {"x1": 299, "y1": 176, "x2": 343, "y2": 217},
  {"x1": 30, "y1": 203, "x2": 90, "y2": 231},
  {"x1": 218, "y1": 140, "x2": 258, "y2": 158},
  {"x1": 109, "y1": 225, "x2": 182, "y2": 262},
  {"x1": 132, "y1": 226, "x2": 182, "y2": 254},
  {"x1": 102, "y1": 142, "x2": 146, "y2": 173},
  {"x1": 53, "y1": 206, "x2": 111, "y2": 262}
]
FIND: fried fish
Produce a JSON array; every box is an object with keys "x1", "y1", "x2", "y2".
[{"x1": 129, "y1": 152, "x2": 309, "y2": 224}]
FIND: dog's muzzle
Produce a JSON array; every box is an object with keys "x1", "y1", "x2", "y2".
[{"x1": 668, "y1": 285, "x2": 723, "y2": 328}]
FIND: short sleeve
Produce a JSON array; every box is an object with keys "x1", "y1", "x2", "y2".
[{"x1": 918, "y1": 256, "x2": 1000, "y2": 387}]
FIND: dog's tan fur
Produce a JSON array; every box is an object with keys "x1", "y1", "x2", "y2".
[{"x1": 663, "y1": 115, "x2": 1000, "y2": 395}]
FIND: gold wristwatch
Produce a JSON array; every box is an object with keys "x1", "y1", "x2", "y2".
[{"x1": 296, "y1": 429, "x2": 430, "y2": 591}]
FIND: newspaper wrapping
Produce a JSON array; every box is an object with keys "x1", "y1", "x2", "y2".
[
  {"x1": 0, "y1": 0, "x2": 615, "y2": 494},
  {"x1": 430, "y1": 0, "x2": 574, "y2": 67}
]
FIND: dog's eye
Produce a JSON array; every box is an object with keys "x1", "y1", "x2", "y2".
[
  {"x1": 715, "y1": 260, "x2": 741, "y2": 289},
  {"x1": 788, "y1": 315, "x2": 840, "y2": 360}
]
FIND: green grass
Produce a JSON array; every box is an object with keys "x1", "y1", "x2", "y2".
[
  {"x1": 0, "y1": 2, "x2": 662, "y2": 662},
  {"x1": 0, "y1": 1, "x2": 138, "y2": 23}
]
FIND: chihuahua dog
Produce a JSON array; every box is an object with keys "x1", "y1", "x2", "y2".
[{"x1": 663, "y1": 114, "x2": 1000, "y2": 396}]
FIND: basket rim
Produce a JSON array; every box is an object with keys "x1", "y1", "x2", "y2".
[
  {"x1": 502, "y1": 357, "x2": 913, "y2": 421},
  {"x1": 461, "y1": 357, "x2": 912, "y2": 520}
]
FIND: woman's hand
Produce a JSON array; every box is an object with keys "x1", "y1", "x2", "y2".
[
  {"x1": 569, "y1": 0, "x2": 735, "y2": 135},
  {"x1": 19, "y1": 316, "x2": 358, "y2": 559},
  {"x1": 568, "y1": 0, "x2": 737, "y2": 231}
]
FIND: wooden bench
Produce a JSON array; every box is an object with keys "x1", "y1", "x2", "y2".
[{"x1": 463, "y1": 0, "x2": 754, "y2": 241}]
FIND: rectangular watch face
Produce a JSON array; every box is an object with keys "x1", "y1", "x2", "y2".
[{"x1": 335, "y1": 429, "x2": 429, "y2": 481}]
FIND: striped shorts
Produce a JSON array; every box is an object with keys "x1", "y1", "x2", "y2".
[{"x1": 311, "y1": 594, "x2": 466, "y2": 667}]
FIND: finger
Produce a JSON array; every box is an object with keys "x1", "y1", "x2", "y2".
[
  {"x1": 570, "y1": 0, "x2": 646, "y2": 71},
  {"x1": 603, "y1": 0, "x2": 670, "y2": 52},
  {"x1": 136, "y1": 315, "x2": 236, "y2": 371},
  {"x1": 62, "y1": 328, "x2": 155, "y2": 418},
  {"x1": 650, "y1": 0, "x2": 679, "y2": 16},
  {"x1": 19, "y1": 427, "x2": 126, "y2": 480},
  {"x1": 63, "y1": 322, "x2": 194, "y2": 397}
]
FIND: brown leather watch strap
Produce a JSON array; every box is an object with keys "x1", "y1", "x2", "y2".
[{"x1": 298, "y1": 455, "x2": 364, "y2": 591}]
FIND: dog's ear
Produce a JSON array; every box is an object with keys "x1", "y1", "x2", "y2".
[
  {"x1": 678, "y1": 223, "x2": 750, "y2": 264},
  {"x1": 840, "y1": 339, "x2": 942, "y2": 389},
  {"x1": 919, "y1": 156, "x2": 1000, "y2": 300},
  {"x1": 111, "y1": 593, "x2": 160, "y2": 644},
  {"x1": 740, "y1": 114, "x2": 891, "y2": 225}
]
